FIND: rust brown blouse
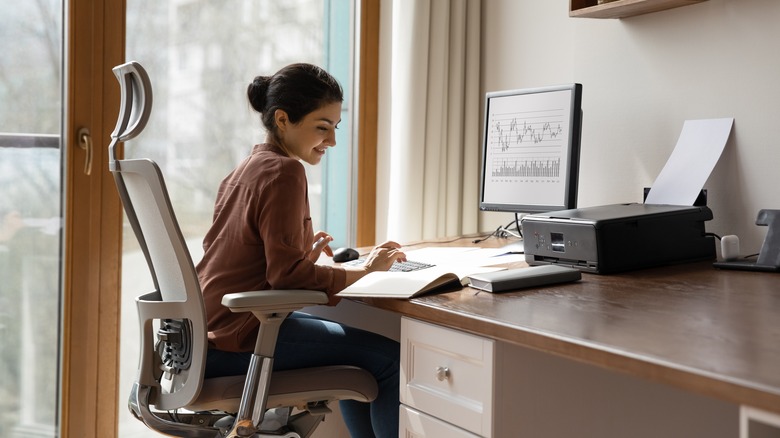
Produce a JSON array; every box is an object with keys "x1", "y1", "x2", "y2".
[{"x1": 196, "y1": 143, "x2": 346, "y2": 352}]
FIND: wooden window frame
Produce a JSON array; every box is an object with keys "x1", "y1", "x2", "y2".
[
  {"x1": 60, "y1": 0, "x2": 125, "y2": 436},
  {"x1": 59, "y1": 0, "x2": 381, "y2": 435},
  {"x1": 356, "y1": 0, "x2": 380, "y2": 247}
]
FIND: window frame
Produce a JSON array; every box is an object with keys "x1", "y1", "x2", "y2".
[
  {"x1": 355, "y1": 0, "x2": 379, "y2": 246},
  {"x1": 59, "y1": 1, "x2": 380, "y2": 436},
  {"x1": 61, "y1": 0, "x2": 125, "y2": 436}
]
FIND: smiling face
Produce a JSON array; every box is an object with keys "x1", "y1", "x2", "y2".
[{"x1": 274, "y1": 101, "x2": 342, "y2": 165}]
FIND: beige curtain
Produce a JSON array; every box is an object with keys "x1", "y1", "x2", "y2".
[{"x1": 383, "y1": 0, "x2": 481, "y2": 243}]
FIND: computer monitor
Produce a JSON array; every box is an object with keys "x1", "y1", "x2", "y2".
[{"x1": 479, "y1": 83, "x2": 583, "y2": 216}]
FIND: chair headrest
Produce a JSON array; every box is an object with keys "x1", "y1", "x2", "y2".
[{"x1": 110, "y1": 61, "x2": 153, "y2": 162}]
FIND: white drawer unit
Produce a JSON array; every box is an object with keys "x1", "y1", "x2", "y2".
[
  {"x1": 400, "y1": 317, "x2": 495, "y2": 437},
  {"x1": 741, "y1": 406, "x2": 780, "y2": 438},
  {"x1": 400, "y1": 405, "x2": 481, "y2": 438}
]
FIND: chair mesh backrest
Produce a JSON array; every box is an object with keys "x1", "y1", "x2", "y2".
[
  {"x1": 118, "y1": 159, "x2": 200, "y2": 303},
  {"x1": 110, "y1": 61, "x2": 207, "y2": 410}
]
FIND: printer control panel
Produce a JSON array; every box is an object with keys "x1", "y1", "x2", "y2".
[
  {"x1": 550, "y1": 232, "x2": 568, "y2": 253},
  {"x1": 525, "y1": 223, "x2": 596, "y2": 265}
]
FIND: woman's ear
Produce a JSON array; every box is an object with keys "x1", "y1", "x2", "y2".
[{"x1": 274, "y1": 109, "x2": 289, "y2": 133}]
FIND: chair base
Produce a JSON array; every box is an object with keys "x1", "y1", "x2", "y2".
[{"x1": 130, "y1": 382, "x2": 327, "y2": 438}]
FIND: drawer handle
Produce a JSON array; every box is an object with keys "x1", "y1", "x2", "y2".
[{"x1": 435, "y1": 366, "x2": 450, "y2": 382}]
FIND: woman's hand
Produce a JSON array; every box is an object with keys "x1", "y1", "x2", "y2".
[
  {"x1": 361, "y1": 241, "x2": 406, "y2": 272},
  {"x1": 308, "y1": 231, "x2": 333, "y2": 262},
  {"x1": 341, "y1": 241, "x2": 406, "y2": 289}
]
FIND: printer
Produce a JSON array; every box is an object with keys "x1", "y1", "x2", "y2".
[{"x1": 521, "y1": 203, "x2": 715, "y2": 274}]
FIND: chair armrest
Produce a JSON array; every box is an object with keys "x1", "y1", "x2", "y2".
[{"x1": 222, "y1": 289, "x2": 329, "y2": 314}]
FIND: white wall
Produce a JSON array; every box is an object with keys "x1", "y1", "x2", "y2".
[{"x1": 479, "y1": 0, "x2": 780, "y2": 254}]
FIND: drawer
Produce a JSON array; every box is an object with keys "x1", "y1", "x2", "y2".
[
  {"x1": 741, "y1": 406, "x2": 780, "y2": 438},
  {"x1": 400, "y1": 405, "x2": 481, "y2": 438},
  {"x1": 400, "y1": 317, "x2": 494, "y2": 437}
]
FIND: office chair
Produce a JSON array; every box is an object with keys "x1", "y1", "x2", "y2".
[{"x1": 109, "y1": 61, "x2": 378, "y2": 437}]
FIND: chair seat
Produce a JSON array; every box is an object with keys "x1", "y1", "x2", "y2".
[{"x1": 188, "y1": 365, "x2": 379, "y2": 413}]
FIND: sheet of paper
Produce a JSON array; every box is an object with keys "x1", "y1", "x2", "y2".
[
  {"x1": 404, "y1": 246, "x2": 525, "y2": 267},
  {"x1": 402, "y1": 247, "x2": 480, "y2": 265},
  {"x1": 644, "y1": 118, "x2": 733, "y2": 206}
]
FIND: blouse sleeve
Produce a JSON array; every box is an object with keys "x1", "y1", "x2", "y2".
[{"x1": 254, "y1": 159, "x2": 346, "y2": 295}]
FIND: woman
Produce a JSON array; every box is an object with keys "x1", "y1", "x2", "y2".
[{"x1": 196, "y1": 63, "x2": 403, "y2": 437}]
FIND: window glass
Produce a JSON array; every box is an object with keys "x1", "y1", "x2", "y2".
[
  {"x1": 0, "y1": 0, "x2": 63, "y2": 436},
  {"x1": 120, "y1": 1, "x2": 352, "y2": 435}
]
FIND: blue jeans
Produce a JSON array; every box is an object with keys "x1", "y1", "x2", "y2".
[{"x1": 205, "y1": 312, "x2": 400, "y2": 438}]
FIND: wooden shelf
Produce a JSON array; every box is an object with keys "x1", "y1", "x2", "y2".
[{"x1": 570, "y1": 0, "x2": 708, "y2": 19}]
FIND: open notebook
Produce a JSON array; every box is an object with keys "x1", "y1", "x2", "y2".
[
  {"x1": 335, "y1": 247, "x2": 513, "y2": 299},
  {"x1": 336, "y1": 265, "x2": 504, "y2": 299}
]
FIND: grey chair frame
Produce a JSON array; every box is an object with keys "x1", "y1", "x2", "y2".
[{"x1": 109, "y1": 61, "x2": 377, "y2": 438}]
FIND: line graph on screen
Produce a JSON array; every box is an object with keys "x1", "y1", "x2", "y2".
[{"x1": 488, "y1": 107, "x2": 567, "y2": 180}]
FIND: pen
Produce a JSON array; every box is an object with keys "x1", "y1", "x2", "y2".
[{"x1": 312, "y1": 236, "x2": 326, "y2": 250}]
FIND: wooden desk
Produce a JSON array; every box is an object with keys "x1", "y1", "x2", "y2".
[{"x1": 354, "y1": 236, "x2": 780, "y2": 416}]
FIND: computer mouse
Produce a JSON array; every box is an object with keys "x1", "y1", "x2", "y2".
[{"x1": 333, "y1": 247, "x2": 360, "y2": 263}]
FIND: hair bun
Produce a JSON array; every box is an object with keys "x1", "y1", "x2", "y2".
[{"x1": 247, "y1": 76, "x2": 271, "y2": 112}]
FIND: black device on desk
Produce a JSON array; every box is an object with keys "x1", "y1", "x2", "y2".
[
  {"x1": 522, "y1": 203, "x2": 716, "y2": 274},
  {"x1": 332, "y1": 247, "x2": 360, "y2": 263}
]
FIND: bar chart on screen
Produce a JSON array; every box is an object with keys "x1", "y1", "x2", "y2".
[{"x1": 492, "y1": 156, "x2": 561, "y2": 178}]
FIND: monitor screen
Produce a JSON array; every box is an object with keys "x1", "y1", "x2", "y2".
[{"x1": 479, "y1": 83, "x2": 582, "y2": 214}]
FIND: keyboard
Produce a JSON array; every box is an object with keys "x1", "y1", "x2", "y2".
[{"x1": 343, "y1": 258, "x2": 435, "y2": 272}]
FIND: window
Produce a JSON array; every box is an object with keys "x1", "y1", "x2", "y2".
[
  {"x1": 119, "y1": 1, "x2": 354, "y2": 434},
  {"x1": 0, "y1": 1, "x2": 63, "y2": 436}
]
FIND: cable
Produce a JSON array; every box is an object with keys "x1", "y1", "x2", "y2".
[
  {"x1": 472, "y1": 226, "x2": 504, "y2": 244},
  {"x1": 402, "y1": 235, "x2": 473, "y2": 248},
  {"x1": 472, "y1": 218, "x2": 523, "y2": 244},
  {"x1": 399, "y1": 217, "x2": 525, "y2": 247},
  {"x1": 514, "y1": 213, "x2": 524, "y2": 239}
]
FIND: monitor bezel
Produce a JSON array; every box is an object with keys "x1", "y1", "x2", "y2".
[{"x1": 478, "y1": 83, "x2": 583, "y2": 214}]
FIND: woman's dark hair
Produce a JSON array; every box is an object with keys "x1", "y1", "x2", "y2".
[{"x1": 247, "y1": 63, "x2": 343, "y2": 140}]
